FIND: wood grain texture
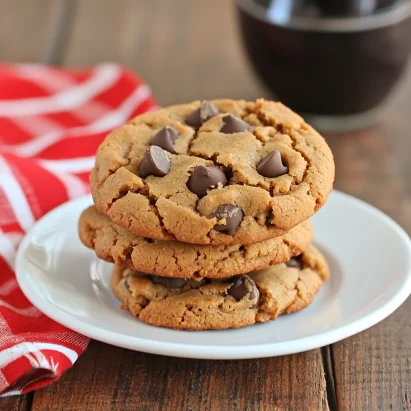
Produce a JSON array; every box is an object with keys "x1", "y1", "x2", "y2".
[
  {"x1": 1, "y1": 0, "x2": 410, "y2": 409},
  {"x1": 43, "y1": 0, "x2": 78, "y2": 65},
  {"x1": 325, "y1": 68, "x2": 411, "y2": 411},
  {"x1": 32, "y1": 340, "x2": 329, "y2": 411},
  {"x1": 0, "y1": 393, "x2": 33, "y2": 411},
  {"x1": 332, "y1": 300, "x2": 411, "y2": 410},
  {"x1": 63, "y1": 0, "x2": 266, "y2": 105},
  {"x1": 0, "y1": 0, "x2": 57, "y2": 62}
]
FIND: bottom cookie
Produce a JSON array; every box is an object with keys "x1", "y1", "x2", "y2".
[{"x1": 112, "y1": 245, "x2": 329, "y2": 331}]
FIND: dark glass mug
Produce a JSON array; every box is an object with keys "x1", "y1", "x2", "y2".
[
  {"x1": 236, "y1": 0, "x2": 411, "y2": 131},
  {"x1": 318, "y1": 0, "x2": 399, "y2": 16}
]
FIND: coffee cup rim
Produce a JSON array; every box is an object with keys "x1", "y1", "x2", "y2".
[{"x1": 236, "y1": 0, "x2": 411, "y2": 32}]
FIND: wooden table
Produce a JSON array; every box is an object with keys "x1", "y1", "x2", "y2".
[{"x1": 2, "y1": 1, "x2": 410, "y2": 409}]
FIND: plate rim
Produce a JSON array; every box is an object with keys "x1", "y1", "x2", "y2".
[{"x1": 15, "y1": 190, "x2": 411, "y2": 360}]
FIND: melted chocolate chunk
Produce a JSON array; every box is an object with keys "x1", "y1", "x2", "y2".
[
  {"x1": 151, "y1": 275, "x2": 187, "y2": 288},
  {"x1": 286, "y1": 256, "x2": 303, "y2": 270},
  {"x1": 228, "y1": 275, "x2": 260, "y2": 307}
]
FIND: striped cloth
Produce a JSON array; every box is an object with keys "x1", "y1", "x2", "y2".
[{"x1": 0, "y1": 64, "x2": 157, "y2": 396}]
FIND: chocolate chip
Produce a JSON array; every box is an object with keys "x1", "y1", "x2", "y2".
[
  {"x1": 220, "y1": 114, "x2": 250, "y2": 133},
  {"x1": 228, "y1": 276, "x2": 247, "y2": 300},
  {"x1": 213, "y1": 204, "x2": 244, "y2": 236},
  {"x1": 286, "y1": 256, "x2": 303, "y2": 270},
  {"x1": 150, "y1": 126, "x2": 179, "y2": 153},
  {"x1": 257, "y1": 150, "x2": 288, "y2": 178},
  {"x1": 266, "y1": 212, "x2": 274, "y2": 226},
  {"x1": 187, "y1": 165, "x2": 227, "y2": 197},
  {"x1": 228, "y1": 275, "x2": 260, "y2": 308},
  {"x1": 139, "y1": 146, "x2": 170, "y2": 178},
  {"x1": 186, "y1": 101, "x2": 219, "y2": 130},
  {"x1": 151, "y1": 275, "x2": 187, "y2": 288}
]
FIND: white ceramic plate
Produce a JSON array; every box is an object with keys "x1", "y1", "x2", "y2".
[{"x1": 16, "y1": 191, "x2": 411, "y2": 360}]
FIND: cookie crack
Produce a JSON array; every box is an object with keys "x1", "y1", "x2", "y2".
[
  {"x1": 288, "y1": 132, "x2": 314, "y2": 195},
  {"x1": 148, "y1": 202, "x2": 170, "y2": 237},
  {"x1": 107, "y1": 186, "x2": 147, "y2": 211},
  {"x1": 254, "y1": 112, "x2": 309, "y2": 187},
  {"x1": 187, "y1": 130, "x2": 200, "y2": 152},
  {"x1": 98, "y1": 139, "x2": 137, "y2": 186},
  {"x1": 170, "y1": 251, "x2": 184, "y2": 275},
  {"x1": 254, "y1": 109, "x2": 318, "y2": 199},
  {"x1": 179, "y1": 305, "x2": 194, "y2": 325}
]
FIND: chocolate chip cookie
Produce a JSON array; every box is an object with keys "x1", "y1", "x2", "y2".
[
  {"x1": 79, "y1": 206, "x2": 313, "y2": 279},
  {"x1": 91, "y1": 99, "x2": 334, "y2": 245},
  {"x1": 111, "y1": 245, "x2": 329, "y2": 330}
]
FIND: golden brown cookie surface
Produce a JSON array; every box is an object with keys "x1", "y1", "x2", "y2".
[
  {"x1": 79, "y1": 206, "x2": 313, "y2": 279},
  {"x1": 111, "y1": 245, "x2": 329, "y2": 330},
  {"x1": 91, "y1": 99, "x2": 334, "y2": 245}
]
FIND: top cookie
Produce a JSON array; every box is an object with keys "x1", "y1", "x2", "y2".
[{"x1": 91, "y1": 99, "x2": 334, "y2": 245}]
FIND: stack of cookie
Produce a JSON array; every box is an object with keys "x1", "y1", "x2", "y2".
[{"x1": 78, "y1": 99, "x2": 334, "y2": 330}]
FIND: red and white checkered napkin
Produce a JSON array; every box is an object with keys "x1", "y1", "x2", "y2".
[{"x1": 0, "y1": 64, "x2": 157, "y2": 396}]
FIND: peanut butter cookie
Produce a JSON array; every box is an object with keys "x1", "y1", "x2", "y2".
[
  {"x1": 111, "y1": 245, "x2": 329, "y2": 330},
  {"x1": 91, "y1": 99, "x2": 334, "y2": 245},
  {"x1": 79, "y1": 206, "x2": 313, "y2": 279}
]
